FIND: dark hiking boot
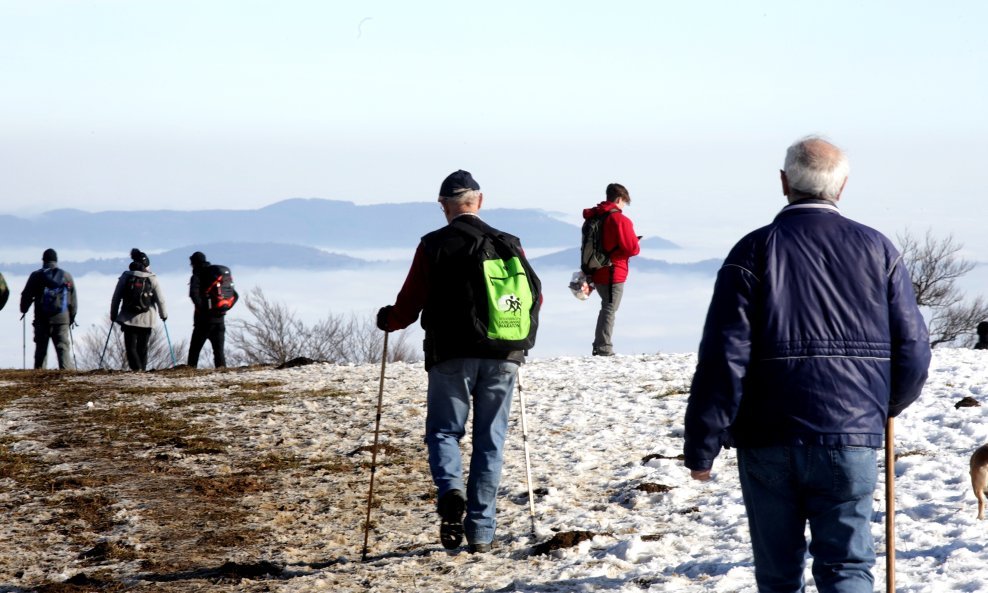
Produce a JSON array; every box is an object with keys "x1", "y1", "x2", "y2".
[
  {"x1": 468, "y1": 542, "x2": 492, "y2": 554},
  {"x1": 438, "y1": 489, "x2": 466, "y2": 550}
]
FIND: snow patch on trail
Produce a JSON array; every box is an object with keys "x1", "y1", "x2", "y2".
[{"x1": 0, "y1": 350, "x2": 985, "y2": 591}]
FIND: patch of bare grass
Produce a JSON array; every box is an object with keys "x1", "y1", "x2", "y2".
[
  {"x1": 61, "y1": 492, "x2": 121, "y2": 534},
  {"x1": 0, "y1": 441, "x2": 42, "y2": 485}
]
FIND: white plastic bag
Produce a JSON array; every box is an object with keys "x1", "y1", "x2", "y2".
[{"x1": 568, "y1": 271, "x2": 594, "y2": 301}]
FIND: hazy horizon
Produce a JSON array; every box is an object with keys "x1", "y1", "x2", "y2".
[{"x1": 4, "y1": 3, "x2": 987, "y2": 261}]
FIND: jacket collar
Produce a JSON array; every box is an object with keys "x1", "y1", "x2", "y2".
[{"x1": 777, "y1": 198, "x2": 841, "y2": 218}]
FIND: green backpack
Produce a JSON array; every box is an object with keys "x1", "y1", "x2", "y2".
[{"x1": 454, "y1": 220, "x2": 541, "y2": 351}]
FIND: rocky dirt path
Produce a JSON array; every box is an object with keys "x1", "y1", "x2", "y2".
[{"x1": 0, "y1": 364, "x2": 436, "y2": 592}]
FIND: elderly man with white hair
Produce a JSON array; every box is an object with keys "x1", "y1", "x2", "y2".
[{"x1": 684, "y1": 136, "x2": 931, "y2": 593}]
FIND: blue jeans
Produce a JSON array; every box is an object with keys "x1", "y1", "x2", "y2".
[
  {"x1": 426, "y1": 358, "x2": 518, "y2": 545},
  {"x1": 737, "y1": 446, "x2": 878, "y2": 593}
]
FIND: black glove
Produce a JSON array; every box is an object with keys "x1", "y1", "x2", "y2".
[{"x1": 376, "y1": 306, "x2": 393, "y2": 332}]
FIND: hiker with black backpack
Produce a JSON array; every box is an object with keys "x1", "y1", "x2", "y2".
[
  {"x1": 110, "y1": 249, "x2": 168, "y2": 371},
  {"x1": 377, "y1": 170, "x2": 541, "y2": 554},
  {"x1": 19, "y1": 249, "x2": 78, "y2": 369},
  {"x1": 187, "y1": 251, "x2": 238, "y2": 368},
  {"x1": 581, "y1": 183, "x2": 640, "y2": 356}
]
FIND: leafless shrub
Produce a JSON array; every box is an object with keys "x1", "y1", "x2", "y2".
[
  {"x1": 75, "y1": 317, "x2": 188, "y2": 370},
  {"x1": 898, "y1": 229, "x2": 988, "y2": 348},
  {"x1": 227, "y1": 287, "x2": 418, "y2": 366}
]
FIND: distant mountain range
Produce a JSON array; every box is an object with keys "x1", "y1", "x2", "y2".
[
  {"x1": 0, "y1": 242, "x2": 372, "y2": 276},
  {"x1": 529, "y1": 248, "x2": 720, "y2": 275},
  {"x1": 0, "y1": 242, "x2": 719, "y2": 276},
  {"x1": 0, "y1": 198, "x2": 684, "y2": 251},
  {"x1": 0, "y1": 198, "x2": 596, "y2": 251},
  {"x1": 0, "y1": 198, "x2": 716, "y2": 275}
]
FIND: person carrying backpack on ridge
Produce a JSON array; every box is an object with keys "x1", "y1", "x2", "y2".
[
  {"x1": 377, "y1": 169, "x2": 541, "y2": 554},
  {"x1": 582, "y1": 183, "x2": 640, "y2": 356},
  {"x1": 110, "y1": 249, "x2": 168, "y2": 371},
  {"x1": 19, "y1": 248, "x2": 78, "y2": 369},
  {"x1": 188, "y1": 251, "x2": 237, "y2": 368}
]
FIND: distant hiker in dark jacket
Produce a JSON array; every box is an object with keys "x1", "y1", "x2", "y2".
[
  {"x1": 110, "y1": 249, "x2": 168, "y2": 371},
  {"x1": 377, "y1": 170, "x2": 541, "y2": 554},
  {"x1": 975, "y1": 322, "x2": 988, "y2": 350},
  {"x1": 19, "y1": 248, "x2": 78, "y2": 369},
  {"x1": 583, "y1": 184, "x2": 640, "y2": 356},
  {"x1": 188, "y1": 251, "x2": 226, "y2": 368},
  {"x1": 684, "y1": 136, "x2": 931, "y2": 593}
]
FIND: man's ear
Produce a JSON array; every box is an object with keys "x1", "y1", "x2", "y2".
[
  {"x1": 780, "y1": 170, "x2": 790, "y2": 197},
  {"x1": 476, "y1": 192, "x2": 484, "y2": 210},
  {"x1": 834, "y1": 177, "x2": 848, "y2": 202}
]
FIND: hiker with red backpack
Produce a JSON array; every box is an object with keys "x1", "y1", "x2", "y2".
[
  {"x1": 582, "y1": 183, "x2": 640, "y2": 356},
  {"x1": 19, "y1": 248, "x2": 78, "y2": 369},
  {"x1": 110, "y1": 249, "x2": 168, "y2": 371},
  {"x1": 187, "y1": 251, "x2": 238, "y2": 368}
]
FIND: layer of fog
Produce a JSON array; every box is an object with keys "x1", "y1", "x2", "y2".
[
  {"x1": 0, "y1": 263, "x2": 716, "y2": 369},
  {"x1": 4, "y1": 248, "x2": 987, "y2": 369}
]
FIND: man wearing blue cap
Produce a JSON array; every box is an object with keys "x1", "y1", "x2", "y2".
[{"x1": 377, "y1": 170, "x2": 540, "y2": 554}]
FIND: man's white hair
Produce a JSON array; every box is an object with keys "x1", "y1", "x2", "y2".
[
  {"x1": 441, "y1": 188, "x2": 481, "y2": 205},
  {"x1": 784, "y1": 136, "x2": 849, "y2": 201}
]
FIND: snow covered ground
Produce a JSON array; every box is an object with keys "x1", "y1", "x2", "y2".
[{"x1": 0, "y1": 348, "x2": 986, "y2": 592}]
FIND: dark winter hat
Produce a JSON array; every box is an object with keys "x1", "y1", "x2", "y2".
[
  {"x1": 42, "y1": 248, "x2": 58, "y2": 263},
  {"x1": 130, "y1": 248, "x2": 150, "y2": 268},
  {"x1": 439, "y1": 170, "x2": 480, "y2": 199},
  {"x1": 189, "y1": 251, "x2": 207, "y2": 266}
]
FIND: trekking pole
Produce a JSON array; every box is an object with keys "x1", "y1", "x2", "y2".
[
  {"x1": 69, "y1": 323, "x2": 78, "y2": 370},
  {"x1": 517, "y1": 366, "x2": 538, "y2": 536},
  {"x1": 886, "y1": 417, "x2": 896, "y2": 593},
  {"x1": 162, "y1": 320, "x2": 178, "y2": 367},
  {"x1": 361, "y1": 331, "x2": 388, "y2": 562},
  {"x1": 99, "y1": 323, "x2": 115, "y2": 370},
  {"x1": 21, "y1": 313, "x2": 26, "y2": 369}
]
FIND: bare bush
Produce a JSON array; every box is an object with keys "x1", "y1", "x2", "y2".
[
  {"x1": 898, "y1": 229, "x2": 988, "y2": 348},
  {"x1": 75, "y1": 317, "x2": 188, "y2": 370},
  {"x1": 227, "y1": 287, "x2": 418, "y2": 366}
]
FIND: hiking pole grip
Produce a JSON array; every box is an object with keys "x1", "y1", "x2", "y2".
[
  {"x1": 517, "y1": 367, "x2": 537, "y2": 536},
  {"x1": 886, "y1": 416, "x2": 895, "y2": 593},
  {"x1": 362, "y1": 331, "x2": 388, "y2": 562}
]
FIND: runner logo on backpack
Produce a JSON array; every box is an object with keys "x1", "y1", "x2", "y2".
[{"x1": 122, "y1": 274, "x2": 154, "y2": 313}]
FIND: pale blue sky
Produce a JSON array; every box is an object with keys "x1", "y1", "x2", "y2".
[{"x1": 2, "y1": 1, "x2": 987, "y2": 256}]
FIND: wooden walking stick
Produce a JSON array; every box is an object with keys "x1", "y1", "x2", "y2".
[
  {"x1": 886, "y1": 416, "x2": 896, "y2": 593},
  {"x1": 361, "y1": 331, "x2": 388, "y2": 561}
]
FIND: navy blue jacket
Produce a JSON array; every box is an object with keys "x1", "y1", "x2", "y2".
[{"x1": 684, "y1": 200, "x2": 931, "y2": 471}]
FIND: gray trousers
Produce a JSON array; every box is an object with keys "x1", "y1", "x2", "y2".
[
  {"x1": 593, "y1": 282, "x2": 624, "y2": 355},
  {"x1": 34, "y1": 321, "x2": 74, "y2": 370}
]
